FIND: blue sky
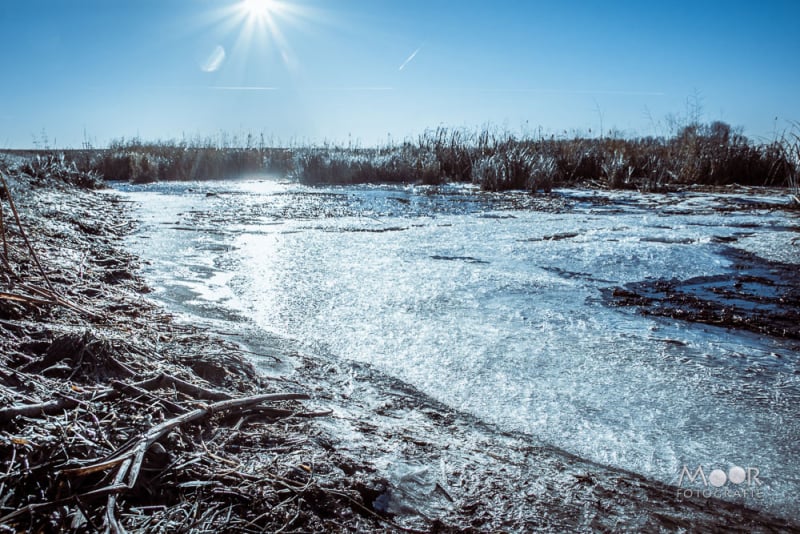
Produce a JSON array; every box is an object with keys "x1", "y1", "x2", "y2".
[{"x1": 1, "y1": 0, "x2": 798, "y2": 148}]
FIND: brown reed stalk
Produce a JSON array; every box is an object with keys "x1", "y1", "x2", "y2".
[
  {"x1": 0, "y1": 191, "x2": 10, "y2": 271},
  {"x1": 0, "y1": 171, "x2": 56, "y2": 294}
]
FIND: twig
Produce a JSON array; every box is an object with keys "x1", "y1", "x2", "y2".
[
  {"x1": 134, "y1": 372, "x2": 233, "y2": 402},
  {"x1": 109, "y1": 380, "x2": 185, "y2": 414},
  {"x1": 0, "y1": 171, "x2": 56, "y2": 294},
  {"x1": 0, "y1": 291, "x2": 55, "y2": 306},
  {"x1": 200, "y1": 439, "x2": 238, "y2": 468},
  {"x1": 0, "y1": 500, "x2": 71, "y2": 525},
  {"x1": 0, "y1": 370, "x2": 245, "y2": 423},
  {"x1": 0, "y1": 192, "x2": 10, "y2": 272},
  {"x1": 63, "y1": 456, "x2": 132, "y2": 479},
  {"x1": 243, "y1": 406, "x2": 333, "y2": 419},
  {"x1": 274, "y1": 499, "x2": 302, "y2": 534},
  {"x1": 18, "y1": 282, "x2": 100, "y2": 319},
  {"x1": 236, "y1": 346, "x2": 282, "y2": 363},
  {"x1": 0, "y1": 443, "x2": 16, "y2": 497},
  {"x1": 0, "y1": 397, "x2": 78, "y2": 422},
  {"x1": 321, "y1": 488, "x2": 425, "y2": 533},
  {"x1": 104, "y1": 457, "x2": 132, "y2": 534},
  {"x1": 66, "y1": 392, "x2": 310, "y2": 492}
]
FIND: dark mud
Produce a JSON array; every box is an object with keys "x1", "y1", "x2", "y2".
[
  {"x1": 0, "y1": 160, "x2": 797, "y2": 532},
  {"x1": 607, "y1": 246, "x2": 800, "y2": 340}
]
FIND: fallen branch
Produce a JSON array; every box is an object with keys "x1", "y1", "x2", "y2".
[
  {"x1": 0, "y1": 397, "x2": 78, "y2": 422},
  {"x1": 103, "y1": 457, "x2": 132, "y2": 534},
  {"x1": 2, "y1": 390, "x2": 317, "y2": 529},
  {"x1": 0, "y1": 291, "x2": 56, "y2": 306},
  {"x1": 130, "y1": 372, "x2": 233, "y2": 402},
  {"x1": 66, "y1": 392, "x2": 310, "y2": 486},
  {"x1": 0, "y1": 371, "x2": 267, "y2": 423}
]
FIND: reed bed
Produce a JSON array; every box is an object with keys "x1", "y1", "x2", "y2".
[
  {"x1": 63, "y1": 137, "x2": 292, "y2": 184},
  {"x1": 289, "y1": 123, "x2": 794, "y2": 192},
  {"x1": 40, "y1": 121, "x2": 800, "y2": 195}
]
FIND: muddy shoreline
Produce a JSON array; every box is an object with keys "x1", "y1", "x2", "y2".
[{"x1": 0, "y1": 164, "x2": 798, "y2": 531}]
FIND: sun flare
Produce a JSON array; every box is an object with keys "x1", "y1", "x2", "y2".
[
  {"x1": 241, "y1": 0, "x2": 279, "y2": 19},
  {"x1": 203, "y1": 0, "x2": 315, "y2": 76}
]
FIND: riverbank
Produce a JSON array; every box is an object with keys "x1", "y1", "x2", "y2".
[{"x1": 0, "y1": 162, "x2": 797, "y2": 531}]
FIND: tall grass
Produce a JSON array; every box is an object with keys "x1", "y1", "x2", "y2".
[
  {"x1": 76, "y1": 136, "x2": 294, "y2": 183},
  {"x1": 55, "y1": 121, "x2": 799, "y2": 193},
  {"x1": 788, "y1": 131, "x2": 800, "y2": 204},
  {"x1": 93, "y1": 138, "x2": 267, "y2": 183},
  {"x1": 287, "y1": 122, "x2": 796, "y2": 193},
  {"x1": 294, "y1": 144, "x2": 441, "y2": 185}
]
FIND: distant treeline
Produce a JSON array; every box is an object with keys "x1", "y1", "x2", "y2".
[{"x1": 27, "y1": 122, "x2": 800, "y2": 193}]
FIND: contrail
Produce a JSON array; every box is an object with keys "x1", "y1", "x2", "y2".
[
  {"x1": 210, "y1": 86, "x2": 280, "y2": 91},
  {"x1": 565, "y1": 89, "x2": 665, "y2": 96},
  {"x1": 310, "y1": 87, "x2": 394, "y2": 92},
  {"x1": 468, "y1": 88, "x2": 665, "y2": 96},
  {"x1": 161, "y1": 85, "x2": 659, "y2": 96},
  {"x1": 399, "y1": 47, "x2": 421, "y2": 71},
  {"x1": 402, "y1": 87, "x2": 665, "y2": 96}
]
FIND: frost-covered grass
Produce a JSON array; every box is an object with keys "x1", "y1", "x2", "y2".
[
  {"x1": 295, "y1": 145, "x2": 441, "y2": 186},
  {"x1": 289, "y1": 122, "x2": 796, "y2": 193},
  {"x1": 33, "y1": 122, "x2": 799, "y2": 192},
  {"x1": 91, "y1": 138, "x2": 278, "y2": 183},
  {"x1": 788, "y1": 130, "x2": 800, "y2": 203}
]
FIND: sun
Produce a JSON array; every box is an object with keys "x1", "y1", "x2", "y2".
[
  {"x1": 202, "y1": 0, "x2": 314, "y2": 75},
  {"x1": 241, "y1": 0, "x2": 279, "y2": 19}
]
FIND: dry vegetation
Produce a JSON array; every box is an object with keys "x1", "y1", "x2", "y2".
[
  {"x1": 0, "y1": 161, "x2": 390, "y2": 532},
  {"x1": 55, "y1": 122, "x2": 799, "y2": 195},
  {"x1": 293, "y1": 122, "x2": 796, "y2": 192},
  {"x1": 787, "y1": 128, "x2": 800, "y2": 204}
]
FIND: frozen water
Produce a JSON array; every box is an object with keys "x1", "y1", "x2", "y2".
[{"x1": 119, "y1": 179, "x2": 800, "y2": 518}]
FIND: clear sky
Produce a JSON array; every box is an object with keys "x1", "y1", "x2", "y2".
[{"x1": 1, "y1": 0, "x2": 798, "y2": 148}]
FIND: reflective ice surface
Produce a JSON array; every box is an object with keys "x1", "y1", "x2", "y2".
[{"x1": 119, "y1": 179, "x2": 800, "y2": 518}]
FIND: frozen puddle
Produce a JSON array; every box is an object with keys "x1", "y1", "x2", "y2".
[{"x1": 119, "y1": 180, "x2": 800, "y2": 519}]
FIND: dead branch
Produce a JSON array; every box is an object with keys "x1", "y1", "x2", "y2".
[
  {"x1": 0, "y1": 397, "x2": 78, "y2": 422},
  {"x1": 130, "y1": 372, "x2": 233, "y2": 402},
  {"x1": 67, "y1": 392, "x2": 311, "y2": 484},
  {"x1": 0, "y1": 291, "x2": 55, "y2": 306},
  {"x1": 103, "y1": 457, "x2": 132, "y2": 534}
]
